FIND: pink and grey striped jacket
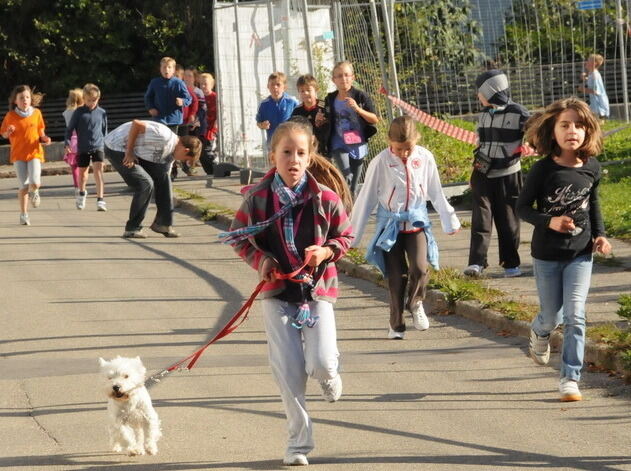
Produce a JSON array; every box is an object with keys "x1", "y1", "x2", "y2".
[{"x1": 230, "y1": 169, "x2": 354, "y2": 303}]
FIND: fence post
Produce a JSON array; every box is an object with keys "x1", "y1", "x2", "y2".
[
  {"x1": 301, "y1": 0, "x2": 314, "y2": 75},
  {"x1": 334, "y1": 0, "x2": 345, "y2": 61},
  {"x1": 212, "y1": 0, "x2": 225, "y2": 163},
  {"x1": 380, "y1": 0, "x2": 401, "y2": 105},
  {"x1": 368, "y1": 0, "x2": 393, "y2": 121},
  {"x1": 233, "y1": 0, "x2": 250, "y2": 173},
  {"x1": 616, "y1": 0, "x2": 629, "y2": 122},
  {"x1": 267, "y1": 0, "x2": 277, "y2": 72}
]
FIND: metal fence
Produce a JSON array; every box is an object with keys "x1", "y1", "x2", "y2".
[{"x1": 213, "y1": 0, "x2": 631, "y2": 171}]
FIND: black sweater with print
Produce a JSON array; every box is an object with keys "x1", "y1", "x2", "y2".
[{"x1": 516, "y1": 155, "x2": 606, "y2": 261}]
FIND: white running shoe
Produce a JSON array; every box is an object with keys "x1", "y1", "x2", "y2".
[
  {"x1": 463, "y1": 264, "x2": 483, "y2": 277},
  {"x1": 76, "y1": 191, "x2": 87, "y2": 210},
  {"x1": 96, "y1": 200, "x2": 107, "y2": 211},
  {"x1": 19, "y1": 213, "x2": 30, "y2": 225},
  {"x1": 30, "y1": 190, "x2": 41, "y2": 208},
  {"x1": 411, "y1": 302, "x2": 429, "y2": 330},
  {"x1": 559, "y1": 378, "x2": 582, "y2": 402},
  {"x1": 319, "y1": 375, "x2": 342, "y2": 402},
  {"x1": 283, "y1": 453, "x2": 309, "y2": 466},
  {"x1": 529, "y1": 329, "x2": 550, "y2": 365},
  {"x1": 387, "y1": 328, "x2": 405, "y2": 340}
]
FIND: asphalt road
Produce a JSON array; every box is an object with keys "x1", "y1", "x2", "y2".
[{"x1": 1, "y1": 173, "x2": 630, "y2": 471}]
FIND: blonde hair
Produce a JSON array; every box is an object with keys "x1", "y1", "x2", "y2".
[
  {"x1": 269, "y1": 121, "x2": 352, "y2": 212},
  {"x1": 8, "y1": 85, "x2": 44, "y2": 111},
  {"x1": 66, "y1": 88, "x2": 84, "y2": 109},
  {"x1": 199, "y1": 72, "x2": 215, "y2": 88},
  {"x1": 525, "y1": 97, "x2": 602, "y2": 163},
  {"x1": 179, "y1": 135, "x2": 202, "y2": 164},
  {"x1": 388, "y1": 115, "x2": 419, "y2": 143},
  {"x1": 268, "y1": 72, "x2": 287, "y2": 84},
  {"x1": 589, "y1": 54, "x2": 604, "y2": 68},
  {"x1": 332, "y1": 61, "x2": 354, "y2": 77},
  {"x1": 82, "y1": 83, "x2": 101, "y2": 100},
  {"x1": 160, "y1": 56, "x2": 176, "y2": 67}
]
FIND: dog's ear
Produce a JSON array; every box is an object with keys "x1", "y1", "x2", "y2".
[{"x1": 98, "y1": 357, "x2": 107, "y2": 368}]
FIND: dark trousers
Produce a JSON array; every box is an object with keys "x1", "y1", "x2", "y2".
[
  {"x1": 199, "y1": 138, "x2": 216, "y2": 175},
  {"x1": 383, "y1": 231, "x2": 429, "y2": 332},
  {"x1": 331, "y1": 149, "x2": 363, "y2": 196},
  {"x1": 106, "y1": 147, "x2": 173, "y2": 231},
  {"x1": 468, "y1": 170, "x2": 522, "y2": 269}
]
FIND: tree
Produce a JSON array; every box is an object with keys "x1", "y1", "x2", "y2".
[{"x1": 0, "y1": 0, "x2": 214, "y2": 98}]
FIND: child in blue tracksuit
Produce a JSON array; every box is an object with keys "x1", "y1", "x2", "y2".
[
  {"x1": 256, "y1": 72, "x2": 299, "y2": 143},
  {"x1": 144, "y1": 56, "x2": 191, "y2": 133}
]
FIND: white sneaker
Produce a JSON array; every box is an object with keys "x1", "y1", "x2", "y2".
[
  {"x1": 411, "y1": 302, "x2": 429, "y2": 330},
  {"x1": 76, "y1": 191, "x2": 87, "y2": 210},
  {"x1": 283, "y1": 452, "x2": 309, "y2": 466},
  {"x1": 30, "y1": 190, "x2": 41, "y2": 208},
  {"x1": 529, "y1": 329, "x2": 550, "y2": 365},
  {"x1": 559, "y1": 378, "x2": 582, "y2": 402},
  {"x1": 19, "y1": 213, "x2": 30, "y2": 225},
  {"x1": 96, "y1": 199, "x2": 107, "y2": 211},
  {"x1": 463, "y1": 264, "x2": 483, "y2": 277},
  {"x1": 387, "y1": 328, "x2": 405, "y2": 340},
  {"x1": 319, "y1": 374, "x2": 342, "y2": 402}
]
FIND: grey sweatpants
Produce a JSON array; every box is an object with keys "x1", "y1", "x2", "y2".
[{"x1": 262, "y1": 298, "x2": 339, "y2": 455}]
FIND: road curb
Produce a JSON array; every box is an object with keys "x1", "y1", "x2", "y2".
[{"x1": 176, "y1": 195, "x2": 629, "y2": 380}]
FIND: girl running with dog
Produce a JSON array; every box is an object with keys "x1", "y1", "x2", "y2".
[{"x1": 219, "y1": 120, "x2": 353, "y2": 466}]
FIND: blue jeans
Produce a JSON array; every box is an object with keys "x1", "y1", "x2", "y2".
[
  {"x1": 106, "y1": 147, "x2": 174, "y2": 231},
  {"x1": 531, "y1": 254, "x2": 593, "y2": 381}
]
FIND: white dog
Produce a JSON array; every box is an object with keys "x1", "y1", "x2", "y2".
[{"x1": 98, "y1": 356, "x2": 162, "y2": 455}]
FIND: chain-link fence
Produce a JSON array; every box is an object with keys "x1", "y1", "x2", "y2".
[{"x1": 213, "y1": 0, "x2": 631, "y2": 172}]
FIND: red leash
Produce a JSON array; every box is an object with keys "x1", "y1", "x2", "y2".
[{"x1": 146, "y1": 253, "x2": 315, "y2": 386}]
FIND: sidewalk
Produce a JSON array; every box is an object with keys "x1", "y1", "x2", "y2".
[
  {"x1": 2, "y1": 160, "x2": 628, "y2": 328},
  {"x1": 170, "y1": 169, "x2": 631, "y2": 328},
  {"x1": 2, "y1": 168, "x2": 631, "y2": 470}
]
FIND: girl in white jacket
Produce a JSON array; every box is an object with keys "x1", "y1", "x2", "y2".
[{"x1": 351, "y1": 116, "x2": 460, "y2": 339}]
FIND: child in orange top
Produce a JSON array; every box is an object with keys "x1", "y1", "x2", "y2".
[{"x1": 0, "y1": 85, "x2": 51, "y2": 225}]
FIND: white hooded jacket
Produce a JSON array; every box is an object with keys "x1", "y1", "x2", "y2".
[{"x1": 351, "y1": 145, "x2": 460, "y2": 246}]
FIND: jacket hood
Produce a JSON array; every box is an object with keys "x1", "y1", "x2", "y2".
[{"x1": 476, "y1": 70, "x2": 510, "y2": 106}]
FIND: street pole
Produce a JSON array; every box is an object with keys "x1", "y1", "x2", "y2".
[
  {"x1": 616, "y1": 0, "x2": 629, "y2": 122},
  {"x1": 267, "y1": 0, "x2": 277, "y2": 72},
  {"x1": 233, "y1": 0, "x2": 250, "y2": 174},
  {"x1": 301, "y1": 0, "x2": 314, "y2": 75},
  {"x1": 368, "y1": 0, "x2": 393, "y2": 121}
]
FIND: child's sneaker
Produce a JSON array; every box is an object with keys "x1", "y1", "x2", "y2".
[
  {"x1": 529, "y1": 329, "x2": 550, "y2": 365},
  {"x1": 463, "y1": 264, "x2": 483, "y2": 277},
  {"x1": 123, "y1": 229, "x2": 148, "y2": 239},
  {"x1": 411, "y1": 302, "x2": 429, "y2": 330},
  {"x1": 19, "y1": 213, "x2": 30, "y2": 226},
  {"x1": 96, "y1": 199, "x2": 107, "y2": 211},
  {"x1": 30, "y1": 190, "x2": 41, "y2": 208},
  {"x1": 559, "y1": 378, "x2": 582, "y2": 402},
  {"x1": 504, "y1": 267, "x2": 522, "y2": 278},
  {"x1": 387, "y1": 328, "x2": 405, "y2": 340},
  {"x1": 76, "y1": 191, "x2": 87, "y2": 210},
  {"x1": 283, "y1": 452, "x2": 309, "y2": 466},
  {"x1": 319, "y1": 374, "x2": 342, "y2": 402}
]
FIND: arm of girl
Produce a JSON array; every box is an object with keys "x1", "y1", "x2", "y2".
[
  {"x1": 1, "y1": 125, "x2": 15, "y2": 138},
  {"x1": 304, "y1": 246, "x2": 335, "y2": 267},
  {"x1": 593, "y1": 236, "x2": 612, "y2": 255},
  {"x1": 349, "y1": 155, "x2": 381, "y2": 246},
  {"x1": 317, "y1": 192, "x2": 354, "y2": 261},
  {"x1": 424, "y1": 149, "x2": 461, "y2": 234},
  {"x1": 345, "y1": 97, "x2": 379, "y2": 124}
]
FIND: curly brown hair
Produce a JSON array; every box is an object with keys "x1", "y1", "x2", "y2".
[{"x1": 525, "y1": 97, "x2": 602, "y2": 162}]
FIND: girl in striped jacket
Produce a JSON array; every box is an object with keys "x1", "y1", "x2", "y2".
[{"x1": 221, "y1": 120, "x2": 353, "y2": 466}]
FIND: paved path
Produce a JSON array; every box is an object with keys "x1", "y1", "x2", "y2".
[{"x1": 1, "y1": 170, "x2": 631, "y2": 470}]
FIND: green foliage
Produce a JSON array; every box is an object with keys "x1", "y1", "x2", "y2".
[
  {"x1": 345, "y1": 248, "x2": 368, "y2": 265},
  {"x1": 617, "y1": 295, "x2": 631, "y2": 322},
  {"x1": 600, "y1": 175, "x2": 631, "y2": 240},
  {"x1": 0, "y1": 0, "x2": 213, "y2": 97},
  {"x1": 393, "y1": 1, "x2": 481, "y2": 105},
  {"x1": 498, "y1": 0, "x2": 618, "y2": 66}
]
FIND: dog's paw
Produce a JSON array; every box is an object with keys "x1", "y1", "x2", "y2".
[
  {"x1": 112, "y1": 443, "x2": 123, "y2": 453},
  {"x1": 145, "y1": 443, "x2": 158, "y2": 455},
  {"x1": 127, "y1": 446, "x2": 145, "y2": 456}
]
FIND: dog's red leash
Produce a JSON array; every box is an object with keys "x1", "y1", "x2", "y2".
[{"x1": 146, "y1": 252, "x2": 315, "y2": 387}]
